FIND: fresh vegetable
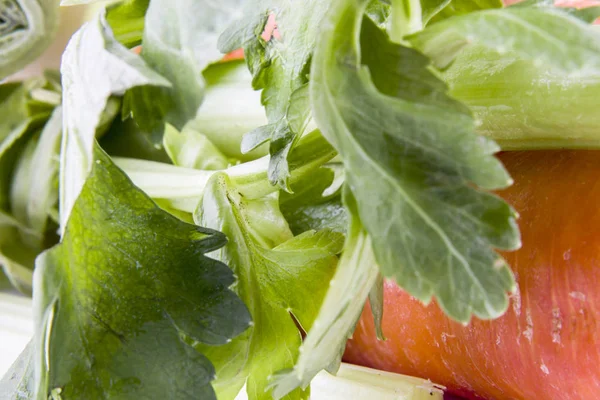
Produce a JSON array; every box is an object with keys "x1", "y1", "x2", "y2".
[
  {"x1": 1, "y1": 0, "x2": 599, "y2": 399},
  {"x1": 0, "y1": 0, "x2": 60, "y2": 80},
  {"x1": 36, "y1": 146, "x2": 252, "y2": 399},
  {"x1": 345, "y1": 150, "x2": 600, "y2": 400}
]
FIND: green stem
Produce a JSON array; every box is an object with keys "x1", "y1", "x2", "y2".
[
  {"x1": 115, "y1": 130, "x2": 337, "y2": 212},
  {"x1": 389, "y1": 0, "x2": 423, "y2": 43},
  {"x1": 446, "y1": 49, "x2": 600, "y2": 151}
]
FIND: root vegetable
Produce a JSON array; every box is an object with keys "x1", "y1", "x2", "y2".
[{"x1": 344, "y1": 151, "x2": 600, "y2": 400}]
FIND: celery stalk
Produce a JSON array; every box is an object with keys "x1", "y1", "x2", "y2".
[
  {"x1": 310, "y1": 363, "x2": 444, "y2": 400},
  {"x1": 234, "y1": 364, "x2": 444, "y2": 400},
  {"x1": 446, "y1": 47, "x2": 600, "y2": 150}
]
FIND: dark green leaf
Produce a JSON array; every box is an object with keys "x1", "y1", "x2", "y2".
[
  {"x1": 280, "y1": 167, "x2": 347, "y2": 235},
  {"x1": 99, "y1": 117, "x2": 171, "y2": 163},
  {"x1": 33, "y1": 146, "x2": 251, "y2": 399},
  {"x1": 360, "y1": 17, "x2": 469, "y2": 112}
]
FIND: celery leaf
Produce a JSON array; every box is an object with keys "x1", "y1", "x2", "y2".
[
  {"x1": 196, "y1": 173, "x2": 343, "y2": 400},
  {"x1": 311, "y1": 1, "x2": 520, "y2": 323},
  {"x1": 33, "y1": 147, "x2": 251, "y2": 399}
]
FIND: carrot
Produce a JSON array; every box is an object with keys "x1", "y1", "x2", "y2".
[{"x1": 344, "y1": 150, "x2": 600, "y2": 400}]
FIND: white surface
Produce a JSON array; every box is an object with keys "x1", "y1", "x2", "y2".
[{"x1": 0, "y1": 292, "x2": 33, "y2": 377}]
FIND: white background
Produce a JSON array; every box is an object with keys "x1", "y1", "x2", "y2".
[{"x1": 0, "y1": 292, "x2": 33, "y2": 376}]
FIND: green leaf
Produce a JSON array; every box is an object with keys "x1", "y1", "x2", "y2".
[
  {"x1": 359, "y1": 17, "x2": 469, "y2": 113},
  {"x1": 219, "y1": 0, "x2": 329, "y2": 189},
  {"x1": 311, "y1": 1, "x2": 519, "y2": 322},
  {"x1": 425, "y1": 0, "x2": 502, "y2": 25},
  {"x1": 0, "y1": 83, "x2": 30, "y2": 146},
  {"x1": 98, "y1": 116, "x2": 172, "y2": 163},
  {"x1": 366, "y1": 0, "x2": 391, "y2": 27},
  {"x1": 129, "y1": 0, "x2": 247, "y2": 133},
  {"x1": 409, "y1": 6, "x2": 600, "y2": 75},
  {"x1": 0, "y1": 228, "x2": 36, "y2": 295},
  {"x1": 9, "y1": 107, "x2": 61, "y2": 248},
  {"x1": 106, "y1": 0, "x2": 149, "y2": 48},
  {"x1": 25, "y1": 71, "x2": 62, "y2": 118},
  {"x1": 59, "y1": 9, "x2": 169, "y2": 233},
  {"x1": 421, "y1": 0, "x2": 451, "y2": 24},
  {"x1": 33, "y1": 146, "x2": 251, "y2": 399},
  {"x1": 368, "y1": 272, "x2": 385, "y2": 340},
  {"x1": 0, "y1": 84, "x2": 32, "y2": 212},
  {"x1": 280, "y1": 167, "x2": 347, "y2": 235},
  {"x1": 0, "y1": 82, "x2": 57, "y2": 294},
  {"x1": 195, "y1": 173, "x2": 343, "y2": 400},
  {"x1": 271, "y1": 189, "x2": 379, "y2": 398},
  {"x1": 0, "y1": 0, "x2": 59, "y2": 80},
  {"x1": 163, "y1": 123, "x2": 230, "y2": 170}
]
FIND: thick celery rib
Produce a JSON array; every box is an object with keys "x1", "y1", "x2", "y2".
[
  {"x1": 233, "y1": 363, "x2": 444, "y2": 400},
  {"x1": 447, "y1": 47, "x2": 600, "y2": 150},
  {"x1": 310, "y1": 364, "x2": 444, "y2": 400}
]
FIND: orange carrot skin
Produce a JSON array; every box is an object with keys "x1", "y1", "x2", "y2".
[{"x1": 344, "y1": 151, "x2": 600, "y2": 400}]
